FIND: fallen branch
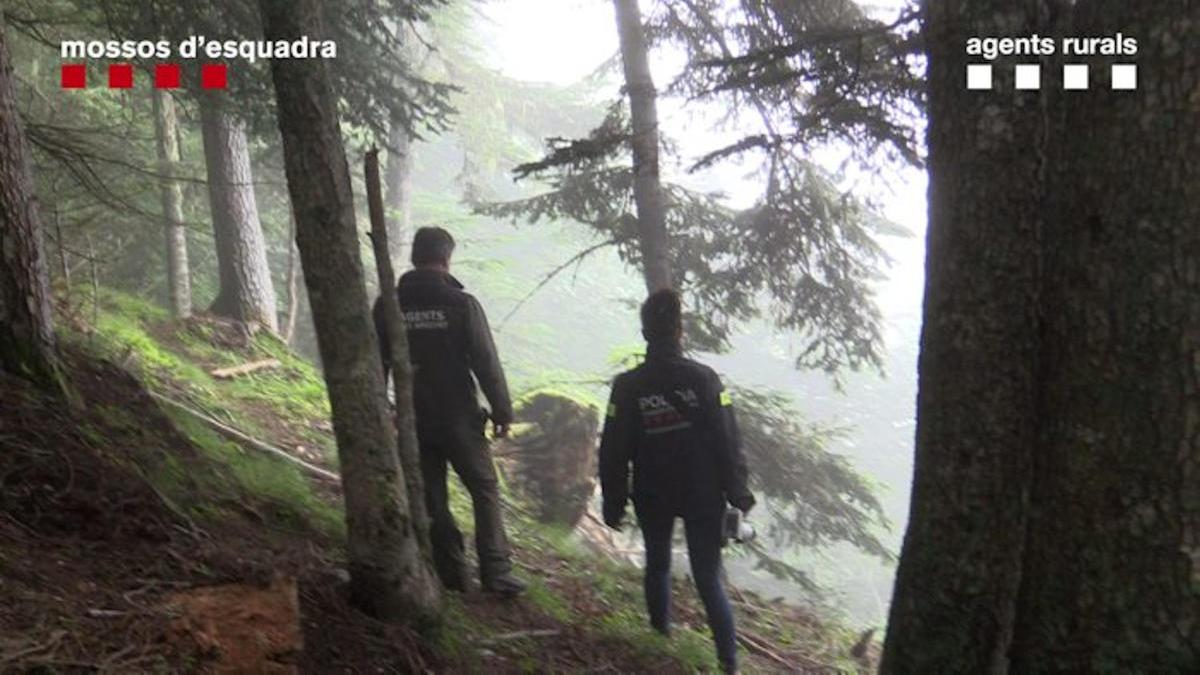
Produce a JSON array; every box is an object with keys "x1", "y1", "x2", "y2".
[
  {"x1": 584, "y1": 510, "x2": 608, "y2": 529},
  {"x1": 480, "y1": 629, "x2": 562, "y2": 644},
  {"x1": 85, "y1": 608, "x2": 127, "y2": 619},
  {"x1": 738, "y1": 630, "x2": 798, "y2": 670},
  {"x1": 0, "y1": 631, "x2": 67, "y2": 667},
  {"x1": 147, "y1": 391, "x2": 340, "y2": 483},
  {"x1": 210, "y1": 359, "x2": 281, "y2": 379}
]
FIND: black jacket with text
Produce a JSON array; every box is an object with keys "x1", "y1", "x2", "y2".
[
  {"x1": 373, "y1": 268, "x2": 514, "y2": 430},
  {"x1": 598, "y1": 341, "x2": 753, "y2": 522}
]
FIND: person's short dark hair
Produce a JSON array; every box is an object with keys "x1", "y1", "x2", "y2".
[
  {"x1": 411, "y1": 226, "x2": 456, "y2": 267},
  {"x1": 641, "y1": 289, "x2": 682, "y2": 342}
]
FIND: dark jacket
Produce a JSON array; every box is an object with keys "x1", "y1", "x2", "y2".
[
  {"x1": 598, "y1": 340, "x2": 753, "y2": 522},
  {"x1": 373, "y1": 268, "x2": 514, "y2": 430}
]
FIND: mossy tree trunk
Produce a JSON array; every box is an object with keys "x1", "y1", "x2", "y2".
[
  {"x1": 0, "y1": 22, "x2": 62, "y2": 389},
  {"x1": 260, "y1": 0, "x2": 440, "y2": 623}
]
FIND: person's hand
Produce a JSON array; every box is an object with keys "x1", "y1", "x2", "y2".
[
  {"x1": 493, "y1": 422, "x2": 510, "y2": 439},
  {"x1": 730, "y1": 491, "x2": 756, "y2": 513}
]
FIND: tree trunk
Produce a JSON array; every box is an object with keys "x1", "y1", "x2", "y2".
[
  {"x1": 259, "y1": 0, "x2": 441, "y2": 623},
  {"x1": 384, "y1": 23, "x2": 426, "y2": 262},
  {"x1": 1010, "y1": 1, "x2": 1200, "y2": 669},
  {"x1": 384, "y1": 122, "x2": 413, "y2": 260},
  {"x1": 886, "y1": 1, "x2": 1200, "y2": 671},
  {"x1": 152, "y1": 88, "x2": 192, "y2": 318},
  {"x1": 0, "y1": 22, "x2": 61, "y2": 388},
  {"x1": 365, "y1": 148, "x2": 433, "y2": 559},
  {"x1": 199, "y1": 94, "x2": 278, "y2": 332},
  {"x1": 880, "y1": 2, "x2": 1044, "y2": 672},
  {"x1": 282, "y1": 215, "x2": 300, "y2": 345},
  {"x1": 612, "y1": 0, "x2": 673, "y2": 293}
]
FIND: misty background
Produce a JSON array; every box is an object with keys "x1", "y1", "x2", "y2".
[{"x1": 405, "y1": 0, "x2": 928, "y2": 627}]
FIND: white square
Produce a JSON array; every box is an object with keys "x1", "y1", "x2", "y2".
[
  {"x1": 1015, "y1": 64, "x2": 1041, "y2": 90},
  {"x1": 1112, "y1": 64, "x2": 1138, "y2": 90},
  {"x1": 1063, "y1": 64, "x2": 1089, "y2": 90},
  {"x1": 967, "y1": 64, "x2": 992, "y2": 90}
]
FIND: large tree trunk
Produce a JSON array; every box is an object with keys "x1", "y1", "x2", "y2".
[
  {"x1": 384, "y1": 121, "x2": 413, "y2": 260},
  {"x1": 886, "y1": 1, "x2": 1200, "y2": 670},
  {"x1": 199, "y1": 94, "x2": 278, "y2": 332},
  {"x1": 881, "y1": 2, "x2": 1044, "y2": 671},
  {"x1": 152, "y1": 88, "x2": 192, "y2": 318},
  {"x1": 613, "y1": 0, "x2": 673, "y2": 293},
  {"x1": 1010, "y1": 0, "x2": 1200, "y2": 669},
  {"x1": 259, "y1": 0, "x2": 441, "y2": 623},
  {"x1": 0, "y1": 23, "x2": 61, "y2": 387}
]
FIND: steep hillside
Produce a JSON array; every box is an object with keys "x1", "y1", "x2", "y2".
[{"x1": 0, "y1": 289, "x2": 874, "y2": 672}]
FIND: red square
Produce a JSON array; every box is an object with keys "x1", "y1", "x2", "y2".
[
  {"x1": 200, "y1": 64, "x2": 227, "y2": 90},
  {"x1": 108, "y1": 63, "x2": 133, "y2": 89},
  {"x1": 155, "y1": 64, "x2": 181, "y2": 89},
  {"x1": 61, "y1": 64, "x2": 86, "y2": 89}
]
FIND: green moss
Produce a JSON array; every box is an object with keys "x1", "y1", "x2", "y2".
[
  {"x1": 59, "y1": 287, "x2": 345, "y2": 539},
  {"x1": 162, "y1": 408, "x2": 345, "y2": 539},
  {"x1": 595, "y1": 609, "x2": 718, "y2": 671},
  {"x1": 430, "y1": 596, "x2": 488, "y2": 671},
  {"x1": 524, "y1": 579, "x2": 571, "y2": 622}
]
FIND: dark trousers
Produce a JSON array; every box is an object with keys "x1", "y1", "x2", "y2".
[
  {"x1": 635, "y1": 500, "x2": 738, "y2": 672},
  {"x1": 418, "y1": 418, "x2": 513, "y2": 586}
]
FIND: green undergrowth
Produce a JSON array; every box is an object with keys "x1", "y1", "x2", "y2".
[
  {"x1": 61, "y1": 287, "x2": 341, "y2": 539},
  {"x1": 162, "y1": 408, "x2": 345, "y2": 538},
  {"x1": 522, "y1": 522, "x2": 719, "y2": 670},
  {"x1": 61, "y1": 286, "x2": 865, "y2": 672},
  {"x1": 72, "y1": 287, "x2": 334, "y2": 456}
]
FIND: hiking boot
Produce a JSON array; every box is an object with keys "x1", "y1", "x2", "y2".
[{"x1": 481, "y1": 572, "x2": 526, "y2": 597}]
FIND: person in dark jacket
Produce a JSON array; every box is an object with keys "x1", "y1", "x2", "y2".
[
  {"x1": 599, "y1": 289, "x2": 755, "y2": 674},
  {"x1": 374, "y1": 226, "x2": 525, "y2": 596}
]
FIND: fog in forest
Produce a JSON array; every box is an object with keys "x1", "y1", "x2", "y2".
[
  {"x1": 472, "y1": 0, "x2": 927, "y2": 626},
  {"x1": 7, "y1": 0, "x2": 1191, "y2": 670}
]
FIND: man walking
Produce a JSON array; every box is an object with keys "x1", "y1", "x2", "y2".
[
  {"x1": 375, "y1": 226, "x2": 525, "y2": 596},
  {"x1": 599, "y1": 289, "x2": 755, "y2": 674}
]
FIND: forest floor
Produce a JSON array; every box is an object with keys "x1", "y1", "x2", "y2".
[{"x1": 0, "y1": 289, "x2": 873, "y2": 673}]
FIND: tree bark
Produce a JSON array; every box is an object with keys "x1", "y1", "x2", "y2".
[
  {"x1": 259, "y1": 0, "x2": 441, "y2": 623},
  {"x1": 881, "y1": 2, "x2": 1044, "y2": 672},
  {"x1": 885, "y1": 1, "x2": 1200, "y2": 671},
  {"x1": 613, "y1": 0, "x2": 673, "y2": 293},
  {"x1": 199, "y1": 94, "x2": 278, "y2": 332},
  {"x1": 384, "y1": 23, "x2": 426, "y2": 262},
  {"x1": 152, "y1": 88, "x2": 192, "y2": 319},
  {"x1": 0, "y1": 22, "x2": 61, "y2": 388},
  {"x1": 1010, "y1": 0, "x2": 1200, "y2": 668},
  {"x1": 365, "y1": 148, "x2": 433, "y2": 559},
  {"x1": 282, "y1": 214, "x2": 300, "y2": 345},
  {"x1": 384, "y1": 121, "x2": 413, "y2": 260}
]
